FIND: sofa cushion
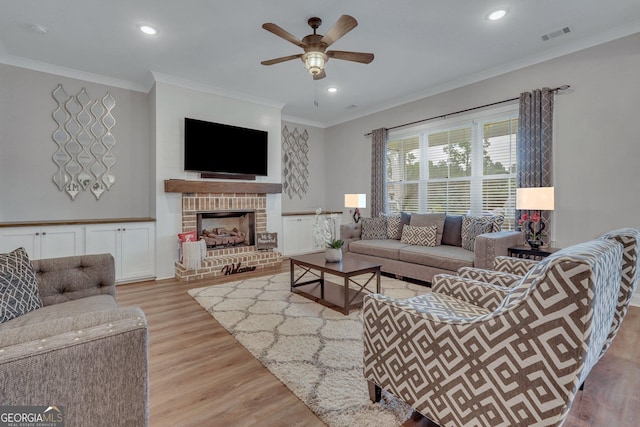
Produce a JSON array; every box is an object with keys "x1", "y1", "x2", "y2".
[
  {"x1": 399, "y1": 245, "x2": 475, "y2": 272},
  {"x1": 0, "y1": 248, "x2": 43, "y2": 323},
  {"x1": 349, "y1": 239, "x2": 409, "y2": 260},
  {"x1": 462, "y1": 220, "x2": 494, "y2": 251},
  {"x1": 410, "y1": 213, "x2": 446, "y2": 245},
  {"x1": 401, "y1": 225, "x2": 437, "y2": 247},
  {"x1": 442, "y1": 214, "x2": 463, "y2": 247},
  {"x1": 0, "y1": 294, "x2": 118, "y2": 329},
  {"x1": 462, "y1": 215, "x2": 504, "y2": 244},
  {"x1": 361, "y1": 217, "x2": 387, "y2": 240}
]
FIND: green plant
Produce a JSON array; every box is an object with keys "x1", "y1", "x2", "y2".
[{"x1": 328, "y1": 239, "x2": 344, "y2": 249}]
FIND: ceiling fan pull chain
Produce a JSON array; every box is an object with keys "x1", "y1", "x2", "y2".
[{"x1": 314, "y1": 81, "x2": 319, "y2": 107}]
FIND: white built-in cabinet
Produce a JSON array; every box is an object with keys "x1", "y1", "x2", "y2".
[
  {"x1": 282, "y1": 216, "x2": 316, "y2": 256},
  {"x1": 0, "y1": 220, "x2": 155, "y2": 283},
  {"x1": 0, "y1": 226, "x2": 84, "y2": 260},
  {"x1": 282, "y1": 213, "x2": 342, "y2": 256},
  {"x1": 85, "y1": 222, "x2": 155, "y2": 283}
]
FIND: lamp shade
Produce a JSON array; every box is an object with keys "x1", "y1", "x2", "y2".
[
  {"x1": 516, "y1": 187, "x2": 555, "y2": 211},
  {"x1": 344, "y1": 193, "x2": 366, "y2": 208}
]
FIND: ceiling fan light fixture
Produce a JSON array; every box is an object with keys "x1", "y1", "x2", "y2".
[{"x1": 303, "y1": 51, "x2": 327, "y2": 76}]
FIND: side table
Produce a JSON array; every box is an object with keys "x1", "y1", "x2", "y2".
[{"x1": 508, "y1": 245, "x2": 560, "y2": 260}]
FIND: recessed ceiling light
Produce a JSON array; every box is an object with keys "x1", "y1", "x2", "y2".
[
  {"x1": 487, "y1": 9, "x2": 508, "y2": 21},
  {"x1": 327, "y1": 87, "x2": 338, "y2": 93},
  {"x1": 138, "y1": 25, "x2": 157, "y2": 35}
]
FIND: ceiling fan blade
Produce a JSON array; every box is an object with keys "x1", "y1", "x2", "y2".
[
  {"x1": 313, "y1": 70, "x2": 326, "y2": 80},
  {"x1": 326, "y1": 50, "x2": 374, "y2": 64},
  {"x1": 261, "y1": 54, "x2": 303, "y2": 66},
  {"x1": 320, "y1": 15, "x2": 358, "y2": 47},
  {"x1": 262, "y1": 23, "x2": 306, "y2": 48}
]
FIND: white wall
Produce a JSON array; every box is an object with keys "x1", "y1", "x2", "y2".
[
  {"x1": 153, "y1": 81, "x2": 283, "y2": 279},
  {"x1": 325, "y1": 32, "x2": 640, "y2": 249},
  {"x1": 0, "y1": 64, "x2": 151, "y2": 221},
  {"x1": 281, "y1": 120, "x2": 327, "y2": 213}
]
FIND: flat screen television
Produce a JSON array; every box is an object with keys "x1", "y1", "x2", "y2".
[{"x1": 184, "y1": 117, "x2": 268, "y2": 176}]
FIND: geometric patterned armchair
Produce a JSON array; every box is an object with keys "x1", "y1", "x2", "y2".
[
  {"x1": 363, "y1": 238, "x2": 623, "y2": 427},
  {"x1": 458, "y1": 227, "x2": 640, "y2": 359}
]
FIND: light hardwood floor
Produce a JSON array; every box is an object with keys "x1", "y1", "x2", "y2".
[{"x1": 116, "y1": 263, "x2": 640, "y2": 427}]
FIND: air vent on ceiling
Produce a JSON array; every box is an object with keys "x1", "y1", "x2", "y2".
[
  {"x1": 344, "y1": 104, "x2": 358, "y2": 110},
  {"x1": 541, "y1": 27, "x2": 571, "y2": 41}
]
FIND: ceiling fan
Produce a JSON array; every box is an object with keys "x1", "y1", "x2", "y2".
[{"x1": 260, "y1": 15, "x2": 374, "y2": 80}]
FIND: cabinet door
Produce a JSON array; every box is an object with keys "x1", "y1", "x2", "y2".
[
  {"x1": 0, "y1": 227, "x2": 41, "y2": 259},
  {"x1": 39, "y1": 226, "x2": 84, "y2": 259},
  {"x1": 297, "y1": 216, "x2": 316, "y2": 254},
  {"x1": 85, "y1": 225, "x2": 120, "y2": 275},
  {"x1": 282, "y1": 216, "x2": 316, "y2": 256},
  {"x1": 120, "y1": 223, "x2": 155, "y2": 282}
]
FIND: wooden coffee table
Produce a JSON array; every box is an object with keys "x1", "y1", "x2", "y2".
[{"x1": 289, "y1": 253, "x2": 381, "y2": 315}]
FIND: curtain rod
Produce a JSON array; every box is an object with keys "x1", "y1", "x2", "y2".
[{"x1": 364, "y1": 85, "x2": 570, "y2": 137}]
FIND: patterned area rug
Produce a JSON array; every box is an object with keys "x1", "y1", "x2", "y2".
[{"x1": 188, "y1": 271, "x2": 430, "y2": 427}]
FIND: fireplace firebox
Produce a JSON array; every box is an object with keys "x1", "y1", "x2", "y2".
[{"x1": 197, "y1": 210, "x2": 256, "y2": 249}]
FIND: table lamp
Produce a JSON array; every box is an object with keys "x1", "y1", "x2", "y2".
[
  {"x1": 516, "y1": 187, "x2": 555, "y2": 248},
  {"x1": 344, "y1": 194, "x2": 366, "y2": 223}
]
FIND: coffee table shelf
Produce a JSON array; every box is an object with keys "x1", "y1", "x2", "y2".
[{"x1": 289, "y1": 253, "x2": 381, "y2": 315}]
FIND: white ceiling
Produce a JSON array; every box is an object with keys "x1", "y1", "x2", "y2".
[{"x1": 1, "y1": 0, "x2": 640, "y2": 127}]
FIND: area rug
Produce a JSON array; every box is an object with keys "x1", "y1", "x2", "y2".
[{"x1": 188, "y1": 271, "x2": 430, "y2": 427}]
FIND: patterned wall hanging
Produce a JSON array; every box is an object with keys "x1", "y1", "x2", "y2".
[
  {"x1": 51, "y1": 84, "x2": 116, "y2": 200},
  {"x1": 282, "y1": 126, "x2": 309, "y2": 199}
]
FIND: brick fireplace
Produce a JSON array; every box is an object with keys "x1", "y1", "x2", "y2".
[{"x1": 166, "y1": 180, "x2": 283, "y2": 281}]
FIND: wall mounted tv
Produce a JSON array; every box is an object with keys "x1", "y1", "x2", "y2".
[{"x1": 184, "y1": 117, "x2": 268, "y2": 177}]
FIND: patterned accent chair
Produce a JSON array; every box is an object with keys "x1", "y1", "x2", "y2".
[
  {"x1": 456, "y1": 228, "x2": 640, "y2": 359},
  {"x1": 363, "y1": 238, "x2": 623, "y2": 427}
]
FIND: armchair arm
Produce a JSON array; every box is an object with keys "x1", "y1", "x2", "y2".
[
  {"x1": 0, "y1": 307, "x2": 148, "y2": 426},
  {"x1": 474, "y1": 230, "x2": 524, "y2": 269},
  {"x1": 457, "y1": 266, "x2": 522, "y2": 288},
  {"x1": 340, "y1": 223, "x2": 362, "y2": 252},
  {"x1": 493, "y1": 255, "x2": 539, "y2": 276},
  {"x1": 432, "y1": 273, "x2": 510, "y2": 311}
]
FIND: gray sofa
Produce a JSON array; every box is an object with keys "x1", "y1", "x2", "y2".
[
  {"x1": 341, "y1": 215, "x2": 523, "y2": 282},
  {"x1": 0, "y1": 253, "x2": 149, "y2": 426}
]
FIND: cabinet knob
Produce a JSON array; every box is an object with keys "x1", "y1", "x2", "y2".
[
  {"x1": 122, "y1": 228, "x2": 126, "y2": 231},
  {"x1": 117, "y1": 228, "x2": 121, "y2": 231},
  {"x1": 35, "y1": 232, "x2": 40, "y2": 236},
  {"x1": 42, "y1": 232, "x2": 46, "y2": 236}
]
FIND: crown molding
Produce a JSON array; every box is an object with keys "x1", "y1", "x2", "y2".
[
  {"x1": 323, "y1": 20, "x2": 640, "y2": 128},
  {"x1": 151, "y1": 71, "x2": 286, "y2": 111},
  {"x1": 0, "y1": 54, "x2": 148, "y2": 92},
  {"x1": 281, "y1": 114, "x2": 326, "y2": 129}
]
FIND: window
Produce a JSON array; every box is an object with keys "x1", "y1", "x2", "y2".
[{"x1": 386, "y1": 111, "x2": 518, "y2": 229}]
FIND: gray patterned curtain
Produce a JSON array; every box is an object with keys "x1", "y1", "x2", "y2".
[
  {"x1": 371, "y1": 128, "x2": 388, "y2": 217},
  {"x1": 517, "y1": 88, "x2": 554, "y2": 229}
]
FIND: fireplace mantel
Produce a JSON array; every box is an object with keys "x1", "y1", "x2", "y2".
[{"x1": 164, "y1": 179, "x2": 282, "y2": 194}]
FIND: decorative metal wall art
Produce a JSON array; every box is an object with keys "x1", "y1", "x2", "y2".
[
  {"x1": 51, "y1": 84, "x2": 117, "y2": 200},
  {"x1": 282, "y1": 126, "x2": 309, "y2": 199}
]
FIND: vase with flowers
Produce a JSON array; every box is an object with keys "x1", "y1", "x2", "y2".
[
  {"x1": 518, "y1": 212, "x2": 546, "y2": 249},
  {"x1": 313, "y1": 208, "x2": 343, "y2": 262}
]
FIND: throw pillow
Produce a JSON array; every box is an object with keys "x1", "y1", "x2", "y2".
[
  {"x1": 461, "y1": 214, "x2": 505, "y2": 246},
  {"x1": 398, "y1": 212, "x2": 411, "y2": 239},
  {"x1": 409, "y1": 213, "x2": 446, "y2": 245},
  {"x1": 381, "y1": 213, "x2": 401, "y2": 240},
  {"x1": 400, "y1": 225, "x2": 438, "y2": 247},
  {"x1": 442, "y1": 214, "x2": 463, "y2": 247},
  {"x1": 361, "y1": 217, "x2": 387, "y2": 240},
  {"x1": 462, "y1": 220, "x2": 494, "y2": 251},
  {"x1": 0, "y1": 248, "x2": 43, "y2": 323}
]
